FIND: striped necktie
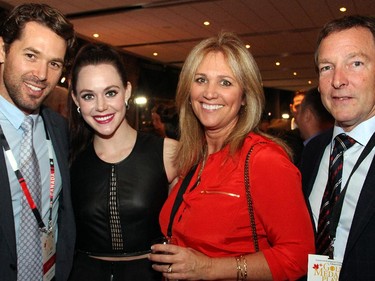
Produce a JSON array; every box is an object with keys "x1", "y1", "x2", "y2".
[{"x1": 316, "y1": 133, "x2": 356, "y2": 255}]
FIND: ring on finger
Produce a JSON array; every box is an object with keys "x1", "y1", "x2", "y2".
[{"x1": 167, "y1": 264, "x2": 173, "y2": 273}]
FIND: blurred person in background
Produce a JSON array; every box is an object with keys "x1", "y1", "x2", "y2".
[
  {"x1": 267, "y1": 91, "x2": 305, "y2": 165},
  {"x1": 295, "y1": 87, "x2": 334, "y2": 146},
  {"x1": 290, "y1": 91, "x2": 305, "y2": 130},
  {"x1": 151, "y1": 102, "x2": 179, "y2": 139}
]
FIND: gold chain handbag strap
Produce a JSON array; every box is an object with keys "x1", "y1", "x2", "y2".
[{"x1": 244, "y1": 142, "x2": 266, "y2": 252}]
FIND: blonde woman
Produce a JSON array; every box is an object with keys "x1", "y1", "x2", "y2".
[{"x1": 149, "y1": 32, "x2": 314, "y2": 281}]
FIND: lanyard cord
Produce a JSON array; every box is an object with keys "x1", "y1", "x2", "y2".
[
  {"x1": 0, "y1": 120, "x2": 55, "y2": 233},
  {"x1": 329, "y1": 132, "x2": 375, "y2": 240}
]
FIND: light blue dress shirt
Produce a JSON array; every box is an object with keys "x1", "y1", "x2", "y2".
[{"x1": 0, "y1": 95, "x2": 62, "y2": 241}]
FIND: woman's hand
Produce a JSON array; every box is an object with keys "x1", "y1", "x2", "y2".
[
  {"x1": 149, "y1": 243, "x2": 213, "y2": 280},
  {"x1": 149, "y1": 243, "x2": 273, "y2": 280}
]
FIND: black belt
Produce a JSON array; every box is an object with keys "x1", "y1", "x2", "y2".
[{"x1": 76, "y1": 249, "x2": 151, "y2": 257}]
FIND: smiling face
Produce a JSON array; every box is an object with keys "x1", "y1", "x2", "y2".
[
  {"x1": 0, "y1": 21, "x2": 67, "y2": 114},
  {"x1": 317, "y1": 27, "x2": 375, "y2": 131},
  {"x1": 72, "y1": 63, "x2": 131, "y2": 138},
  {"x1": 190, "y1": 51, "x2": 244, "y2": 136}
]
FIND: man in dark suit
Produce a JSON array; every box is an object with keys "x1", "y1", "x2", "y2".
[
  {"x1": 0, "y1": 4, "x2": 76, "y2": 280},
  {"x1": 295, "y1": 87, "x2": 334, "y2": 146},
  {"x1": 300, "y1": 15, "x2": 375, "y2": 280}
]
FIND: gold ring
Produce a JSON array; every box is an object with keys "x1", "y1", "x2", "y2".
[{"x1": 167, "y1": 264, "x2": 173, "y2": 273}]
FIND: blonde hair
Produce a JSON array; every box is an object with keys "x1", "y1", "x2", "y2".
[{"x1": 176, "y1": 31, "x2": 266, "y2": 174}]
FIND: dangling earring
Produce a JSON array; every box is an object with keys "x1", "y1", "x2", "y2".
[
  {"x1": 77, "y1": 106, "x2": 81, "y2": 114},
  {"x1": 125, "y1": 101, "x2": 130, "y2": 110}
]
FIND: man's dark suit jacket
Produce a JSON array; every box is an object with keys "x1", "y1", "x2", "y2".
[
  {"x1": 0, "y1": 107, "x2": 75, "y2": 281},
  {"x1": 300, "y1": 128, "x2": 375, "y2": 280}
]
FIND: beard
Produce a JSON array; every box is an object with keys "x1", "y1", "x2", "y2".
[{"x1": 3, "y1": 70, "x2": 52, "y2": 114}]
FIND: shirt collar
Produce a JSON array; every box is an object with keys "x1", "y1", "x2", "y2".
[
  {"x1": 332, "y1": 115, "x2": 375, "y2": 146},
  {"x1": 0, "y1": 95, "x2": 40, "y2": 130}
]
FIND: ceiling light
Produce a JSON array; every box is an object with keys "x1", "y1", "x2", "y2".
[
  {"x1": 282, "y1": 113, "x2": 290, "y2": 119},
  {"x1": 245, "y1": 44, "x2": 251, "y2": 49},
  {"x1": 93, "y1": 33, "x2": 99, "y2": 38},
  {"x1": 134, "y1": 96, "x2": 147, "y2": 105},
  {"x1": 339, "y1": 7, "x2": 347, "y2": 12},
  {"x1": 275, "y1": 62, "x2": 281, "y2": 66},
  {"x1": 203, "y1": 21, "x2": 210, "y2": 26},
  {"x1": 293, "y1": 72, "x2": 297, "y2": 76},
  {"x1": 153, "y1": 52, "x2": 158, "y2": 56},
  {"x1": 308, "y1": 80, "x2": 312, "y2": 84}
]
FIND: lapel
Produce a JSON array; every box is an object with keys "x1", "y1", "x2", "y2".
[
  {"x1": 301, "y1": 129, "x2": 333, "y2": 197},
  {"x1": 344, "y1": 155, "x2": 375, "y2": 256},
  {"x1": 0, "y1": 146, "x2": 17, "y2": 260},
  {"x1": 40, "y1": 107, "x2": 69, "y2": 215},
  {"x1": 40, "y1": 107, "x2": 68, "y2": 184}
]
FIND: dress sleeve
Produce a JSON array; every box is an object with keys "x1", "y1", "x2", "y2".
[{"x1": 250, "y1": 143, "x2": 315, "y2": 280}]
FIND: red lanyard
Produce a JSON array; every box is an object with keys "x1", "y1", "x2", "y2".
[{"x1": 0, "y1": 121, "x2": 55, "y2": 234}]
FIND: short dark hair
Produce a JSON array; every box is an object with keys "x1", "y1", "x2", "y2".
[
  {"x1": 0, "y1": 3, "x2": 76, "y2": 66},
  {"x1": 300, "y1": 87, "x2": 334, "y2": 124},
  {"x1": 315, "y1": 15, "x2": 375, "y2": 67}
]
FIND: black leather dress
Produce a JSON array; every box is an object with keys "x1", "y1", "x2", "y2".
[{"x1": 69, "y1": 132, "x2": 168, "y2": 280}]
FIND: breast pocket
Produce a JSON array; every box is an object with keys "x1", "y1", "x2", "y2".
[{"x1": 180, "y1": 188, "x2": 242, "y2": 244}]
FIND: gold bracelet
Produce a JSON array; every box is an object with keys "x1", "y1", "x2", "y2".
[
  {"x1": 242, "y1": 256, "x2": 248, "y2": 281},
  {"x1": 236, "y1": 255, "x2": 248, "y2": 281},
  {"x1": 235, "y1": 256, "x2": 241, "y2": 281}
]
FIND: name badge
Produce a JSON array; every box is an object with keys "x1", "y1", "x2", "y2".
[
  {"x1": 41, "y1": 230, "x2": 56, "y2": 281},
  {"x1": 307, "y1": 254, "x2": 342, "y2": 281}
]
